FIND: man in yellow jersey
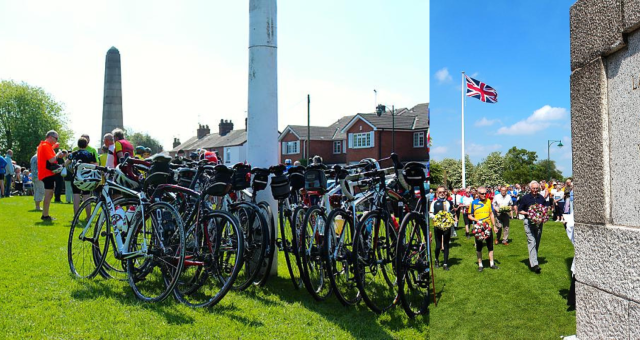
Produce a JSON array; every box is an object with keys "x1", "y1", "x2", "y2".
[
  {"x1": 98, "y1": 145, "x2": 108, "y2": 167},
  {"x1": 468, "y1": 186, "x2": 498, "y2": 272}
]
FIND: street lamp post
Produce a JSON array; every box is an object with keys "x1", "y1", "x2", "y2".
[
  {"x1": 376, "y1": 104, "x2": 395, "y2": 152},
  {"x1": 547, "y1": 139, "x2": 564, "y2": 181}
]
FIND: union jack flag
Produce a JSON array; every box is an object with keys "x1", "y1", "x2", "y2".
[{"x1": 465, "y1": 75, "x2": 498, "y2": 103}]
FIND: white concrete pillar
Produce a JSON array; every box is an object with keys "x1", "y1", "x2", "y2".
[{"x1": 247, "y1": 0, "x2": 278, "y2": 275}]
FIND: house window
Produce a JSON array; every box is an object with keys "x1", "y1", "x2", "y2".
[
  {"x1": 350, "y1": 132, "x2": 373, "y2": 149},
  {"x1": 282, "y1": 141, "x2": 300, "y2": 155},
  {"x1": 413, "y1": 132, "x2": 425, "y2": 148},
  {"x1": 333, "y1": 141, "x2": 342, "y2": 154}
]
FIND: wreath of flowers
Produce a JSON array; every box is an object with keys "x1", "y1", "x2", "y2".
[
  {"x1": 471, "y1": 221, "x2": 492, "y2": 241},
  {"x1": 433, "y1": 211, "x2": 455, "y2": 231},
  {"x1": 499, "y1": 206, "x2": 512, "y2": 214},
  {"x1": 527, "y1": 203, "x2": 550, "y2": 225}
]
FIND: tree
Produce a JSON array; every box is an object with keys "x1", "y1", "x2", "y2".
[
  {"x1": 0, "y1": 80, "x2": 71, "y2": 165},
  {"x1": 531, "y1": 159, "x2": 563, "y2": 182},
  {"x1": 440, "y1": 158, "x2": 462, "y2": 189},
  {"x1": 473, "y1": 151, "x2": 505, "y2": 186},
  {"x1": 126, "y1": 129, "x2": 164, "y2": 154},
  {"x1": 503, "y1": 147, "x2": 538, "y2": 185},
  {"x1": 428, "y1": 159, "x2": 443, "y2": 185}
]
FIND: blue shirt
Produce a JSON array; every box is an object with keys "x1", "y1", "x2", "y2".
[
  {"x1": 4, "y1": 155, "x2": 14, "y2": 175},
  {"x1": 30, "y1": 155, "x2": 38, "y2": 178},
  {"x1": 0, "y1": 157, "x2": 5, "y2": 175},
  {"x1": 517, "y1": 193, "x2": 550, "y2": 213}
]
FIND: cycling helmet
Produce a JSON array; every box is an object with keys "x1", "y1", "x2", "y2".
[
  {"x1": 73, "y1": 163, "x2": 102, "y2": 191},
  {"x1": 114, "y1": 164, "x2": 141, "y2": 190}
]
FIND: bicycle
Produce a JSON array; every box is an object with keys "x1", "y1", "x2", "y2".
[
  {"x1": 67, "y1": 159, "x2": 186, "y2": 303},
  {"x1": 395, "y1": 161, "x2": 435, "y2": 318}
]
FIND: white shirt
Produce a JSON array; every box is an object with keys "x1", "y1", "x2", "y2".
[
  {"x1": 492, "y1": 194, "x2": 513, "y2": 209},
  {"x1": 106, "y1": 144, "x2": 116, "y2": 168}
]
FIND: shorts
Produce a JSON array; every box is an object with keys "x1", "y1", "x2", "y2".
[
  {"x1": 0, "y1": 174, "x2": 4, "y2": 181},
  {"x1": 475, "y1": 232, "x2": 494, "y2": 252},
  {"x1": 43, "y1": 175, "x2": 56, "y2": 190},
  {"x1": 71, "y1": 182, "x2": 90, "y2": 195}
]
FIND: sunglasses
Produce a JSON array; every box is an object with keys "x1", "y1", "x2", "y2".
[
  {"x1": 478, "y1": 192, "x2": 486, "y2": 195},
  {"x1": 437, "y1": 191, "x2": 445, "y2": 194}
]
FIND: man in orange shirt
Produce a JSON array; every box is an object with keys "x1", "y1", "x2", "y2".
[{"x1": 37, "y1": 130, "x2": 63, "y2": 221}]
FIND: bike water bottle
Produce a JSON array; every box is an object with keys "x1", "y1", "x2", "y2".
[
  {"x1": 114, "y1": 206, "x2": 126, "y2": 232},
  {"x1": 124, "y1": 206, "x2": 136, "y2": 232},
  {"x1": 112, "y1": 207, "x2": 126, "y2": 251}
]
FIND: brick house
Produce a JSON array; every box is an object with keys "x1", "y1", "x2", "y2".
[
  {"x1": 279, "y1": 103, "x2": 429, "y2": 165},
  {"x1": 170, "y1": 119, "x2": 248, "y2": 164}
]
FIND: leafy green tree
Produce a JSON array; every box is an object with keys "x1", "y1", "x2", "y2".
[
  {"x1": 503, "y1": 147, "x2": 538, "y2": 184},
  {"x1": 531, "y1": 159, "x2": 563, "y2": 182},
  {"x1": 473, "y1": 151, "x2": 505, "y2": 186},
  {"x1": 428, "y1": 159, "x2": 443, "y2": 185},
  {"x1": 0, "y1": 80, "x2": 71, "y2": 165},
  {"x1": 126, "y1": 129, "x2": 164, "y2": 154}
]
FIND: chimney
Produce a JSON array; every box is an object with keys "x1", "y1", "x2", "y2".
[
  {"x1": 172, "y1": 137, "x2": 181, "y2": 149},
  {"x1": 197, "y1": 124, "x2": 210, "y2": 139},
  {"x1": 219, "y1": 119, "x2": 234, "y2": 136}
]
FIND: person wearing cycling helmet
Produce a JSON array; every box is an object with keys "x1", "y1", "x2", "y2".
[
  {"x1": 135, "y1": 145, "x2": 145, "y2": 160},
  {"x1": 285, "y1": 159, "x2": 292, "y2": 171},
  {"x1": 189, "y1": 151, "x2": 199, "y2": 161},
  {"x1": 66, "y1": 137, "x2": 97, "y2": 214},
  {"x1": 143, "y1": 147, "x2": 152, "y2": 159},
  {"x1": 203, "y1": 150, "x2": 218, "y2": 163},
  {"x1": 312, "y1": 155, "x2": 323, "y2": 165}
]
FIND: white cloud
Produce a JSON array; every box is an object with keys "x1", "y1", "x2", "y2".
[
  {"x1": 497, "y1": 105, "x2": 568, "y2": 135},
  {"x1": 430, "y1": 146, "x2": 448, "y2": 154},
  {"x1": 474, "y1": 117, "x2": 499, "y2": 127},
  {"x1": 435, "y1": 67, "x2": 452, "y2": 84},
  {"x1": 465, "y1": 143, "x2": 502, "y2": 156}
]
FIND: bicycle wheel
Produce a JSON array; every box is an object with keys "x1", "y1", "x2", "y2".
[
  {"x1": 68, "y1": 197, "x2": 108, "y2": 279},
  {"x1": 230, "y1": 202, "x2": 267, "y2": 290},
  {"x1": 96, "y1": 197, "x2": 139, "y2": 280},
  {"x1": 301, "y1": 206, "x2": 331, "y2": 301},
  {"x1": 354, "y1": 210, "x2": 398, "y2": 314},
  {"x1": 254, "y1": 201, "x2": 276, "y2": 286},
  {"x1": 174, "y1": 211, "x2": 244, "y2": 308},
  {"x1": 396, "y1": 212, "x2": 431, "y2": 318},
  {"x1": 280, "y1": 205, "x2": 303, "y2": 289},
  {"x1": 324, "y1": 208, "x2": 360, "y2": 306},
  {"x1": 127, "y1": 201, "x2": 186, "y2": 302}
]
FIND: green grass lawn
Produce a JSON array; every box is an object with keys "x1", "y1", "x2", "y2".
[
  {"x1": 0, "y1": 197, "x2": 427, "y2": 339},
  {"x1": 429, "y1": 215, "x2": 576, "y2": 339}
]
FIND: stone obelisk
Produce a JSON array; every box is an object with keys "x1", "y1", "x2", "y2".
[
  {"x1": 247, "y1": 0, "x2": 278, "y2": 274},
  {"x1": 101, "y1": 46, "x2": 123, "y2": 139}
]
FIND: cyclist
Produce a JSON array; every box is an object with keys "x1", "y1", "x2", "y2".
[
  {"x1": 429, "y1": 185, "x2": 452, "y2": 271},
  {"x1": 468, "y1": 186, "x2": 499, "y2": 272}
]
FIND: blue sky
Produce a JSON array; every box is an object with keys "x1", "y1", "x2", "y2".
[
  {"x1": 0, "y1": 1, "x2": 428, "y2": 151},
  {"x1": 430, "y1": 1, "x2": 575, "y2": 176}
]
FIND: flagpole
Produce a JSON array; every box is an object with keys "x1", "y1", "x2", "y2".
[{"x1": 461, "y1": 71, "x2": 466, "y2": 189}]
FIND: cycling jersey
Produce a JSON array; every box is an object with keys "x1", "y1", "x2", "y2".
[{"x1": 469, "y1": 198, "x2": 493, "y2": 224}]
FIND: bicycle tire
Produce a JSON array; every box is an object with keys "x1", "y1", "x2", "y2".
[
  {"x1": 396, "y1": 212, "x2": 431, "y2": 318},
  {"x1": 254, "y1": 201, "x2": 276, "y2": 286},
  {"x1": 127, "y1": 201, "x2": 186, "y2": 302},
  {"x1": 68, "y1": 197, "x2": 108, "y2": 279},
  {"x1": 324, "y1": 208, "x2": 361, "y2": 306},
  {"x1": 174, "y1": 210, "x2": 244, "y2": 308},
  {"x1": 230, "y1": 202, "x2": 268, "y2": 291},
  {"x1": 301, "y1": 205, "x2": 332, "y2": 301},
  {"x1": 353, "y1": 210, "x2": 399, "y2": 314},
  {"x1": 280, "y1": 204, "x2": 303, "y2": 290}
]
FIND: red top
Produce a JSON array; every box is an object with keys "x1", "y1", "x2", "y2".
[{"x1": 37, "y1": 140, "x2": 56, "y2": 180}]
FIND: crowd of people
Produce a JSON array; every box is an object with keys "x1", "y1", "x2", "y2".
[
  {"x1": 0, "y1": 128, "x2": 177, "y2": 222},
  {"x1": 428, "y1": 179, "x2": 574, "y2": 274}
]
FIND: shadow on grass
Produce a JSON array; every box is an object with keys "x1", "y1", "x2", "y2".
[
  {"x1": 446, "y1": 258, "x2": 461, "y2": 267},
  {"x1": 256, "y1": 276, "x2": 428, "y2": 339},
  {"x1": 70, "y1": 278, "x2": 196, "y2": 325},
  {"x1": 519, "y1": 257, "x2": 547, "y2": 268}
]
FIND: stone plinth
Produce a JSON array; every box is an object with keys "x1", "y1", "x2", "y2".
[{"x1": 571, "y1": 0, "x2": 640, "y2": 338}]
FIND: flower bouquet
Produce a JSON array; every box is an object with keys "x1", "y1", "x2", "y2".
[
  {"x1": 499, "y1": 206, "x2": 511, "y2": 214},
  {"x1": 433, "y1": 211, "x2": 455, "y2": 231},
  {"x1": 527, "y1": 203, "x2": 550, "y2": 225},
  {"x1": 471, "y1": 221, "x2": 492, "y2": 241}
]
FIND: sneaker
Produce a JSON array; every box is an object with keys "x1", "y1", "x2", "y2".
[
  {"x1": 532, "y1": 265, "x2": 541, "y2": 274},
  {"x1": 490, "y1": 265, "x2": 499, "y2": 270},
  {"x1": 502, "y1": 241, "x2": 509, "y2": 246},
  {"x1": 478, "y1": 266, "x2": 484, "y2": 272},
  {"x1": 443, "y1": 264, "x2": 449, "y2": 271},
  {"x1": 434, "y1": 260, "x2": 440, "y2": 268},
  {"x1": 41, "y1": 216, "x2": 56, "y2": 221}
]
